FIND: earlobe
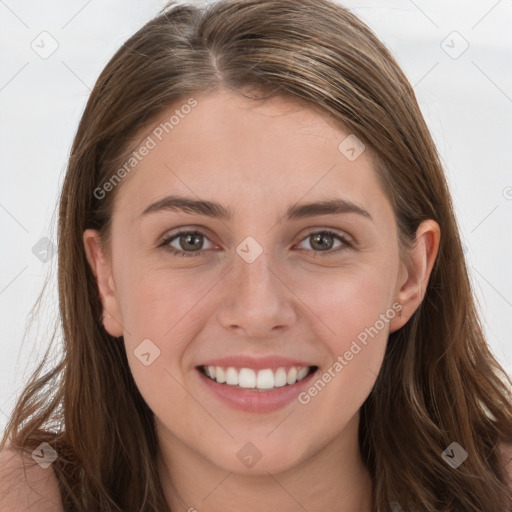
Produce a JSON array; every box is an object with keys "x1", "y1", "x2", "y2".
[
  {"x1": 389, "y1": 220, "x2": 441, "y2": 333},
  {"x1": 83, "y1": 229, "x2": 124, "y2": 337}
]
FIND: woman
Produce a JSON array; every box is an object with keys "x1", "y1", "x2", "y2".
[{"x1": 1, "y1": 0, "x2": 511, "y2": 510}]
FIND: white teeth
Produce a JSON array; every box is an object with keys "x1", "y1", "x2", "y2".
[
  {"x1": 286, "y1": 367, "x2": 297, "y2": 385},
  {"x1": 215, "y1": 366, "x2": 226, "y2": 383},
  {"x1": 296, "y1": 367, "x2": 310, "y2": 381},
  {"x1": 225, "y1": 367, "x2": 239, "y2": 385},
  {"x1": 238, "y1": 368, "x2": 256, "y2": 388},
  {"x1": 274, "y1": 368, "x2": 287, "y2": 387},
  {"x1": 256, "y1": 369, "x2": 275, "y2": 389},
  {"x1": 203, "y1": 365, "x2": 314, "y2": 389}
]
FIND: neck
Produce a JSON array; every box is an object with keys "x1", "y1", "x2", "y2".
[{"x1": 156, "y1": 413, "x2": 374, "y2": 512}]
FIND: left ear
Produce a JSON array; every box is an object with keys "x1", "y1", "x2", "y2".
[{"x1": 389, "y1": 219, "x2": 441, "y2": 333}]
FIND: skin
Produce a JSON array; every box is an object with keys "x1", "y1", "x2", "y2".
[{"x1": 84, "y1": 88, "x2": 440, "y2": 512}]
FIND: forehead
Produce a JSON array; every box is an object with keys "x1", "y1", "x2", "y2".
[{"x1": 111, "y1": 88, "x2": 392, "y2": 224}]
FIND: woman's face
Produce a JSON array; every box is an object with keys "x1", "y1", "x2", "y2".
[{"x1": 84, "y1": 88, "x2": 437, "y2": 475}]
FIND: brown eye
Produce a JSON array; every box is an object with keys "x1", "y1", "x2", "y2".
[
  {"x1": 297, "y1": 230, "x2": 352, "y2": 254},
  {"x1": 160, "y1": 231, "x2": 213, "y2": 257},
  {"x1": 176, "y1": 232, "x2": 204, "y2": 251}
]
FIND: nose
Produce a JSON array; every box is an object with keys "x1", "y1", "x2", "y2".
[{"x1": 215, "y1": 245, "x2": 297, "y2": 338}]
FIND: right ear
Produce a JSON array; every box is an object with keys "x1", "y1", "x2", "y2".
[{"x1": 83, "y1": 229, "x2": 124, "y2": 337}]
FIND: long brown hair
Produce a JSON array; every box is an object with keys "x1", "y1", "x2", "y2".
[{"x1": 2, "y1": 0, "x2": 511, "y2": 510}]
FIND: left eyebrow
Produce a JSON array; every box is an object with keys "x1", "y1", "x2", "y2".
[
  {"x1": 138, "y1": 195, "x2": 373, "y2": 222},
  {"x1": 286, "y1": 198, "x2": 373, "y2": 221}
]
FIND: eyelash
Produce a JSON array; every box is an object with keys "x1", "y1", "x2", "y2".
[{"x1": 158, "y1": 229, "x2": 353, "y2": 258}]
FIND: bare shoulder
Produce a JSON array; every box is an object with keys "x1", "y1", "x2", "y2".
[{"x1": 0, "y1": 446, "x2": 64, "y2": 511}]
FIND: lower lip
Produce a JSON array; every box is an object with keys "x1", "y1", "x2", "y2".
[{"x1": 196, "y1": 367, "x2": 317, "y2": 413}]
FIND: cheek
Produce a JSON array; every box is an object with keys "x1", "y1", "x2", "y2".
[
  {"x1": 111, "y1": 257, "x2": 189, "y2": 377},
  {"x1": 119, "y1": 270, "x2": 200, "y2": 422},
  {"x1": 302, "y1": 260, "x2": 398, "y2": 343},
  {"x1": 117, "y1": 268, "x2": 218, "y2": 395},
  {"x1": 294, "y1": 263, "x2": 396, "y2": 411},
  {"x1": 117, "y1": 267, "x2": 218, "y2": 340}
]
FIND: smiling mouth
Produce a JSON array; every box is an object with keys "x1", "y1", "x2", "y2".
[{"x1": 197, "y1": 364, "x2": 318, "y2": 391}]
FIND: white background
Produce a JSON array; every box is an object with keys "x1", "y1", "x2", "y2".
[{"x1": 1, "y1": 0, "x2": 511, "y2": 434}]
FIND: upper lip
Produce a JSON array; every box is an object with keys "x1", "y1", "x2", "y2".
[{"x1": 197, "y1": 355, "x2": 316, "y2": 371}]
